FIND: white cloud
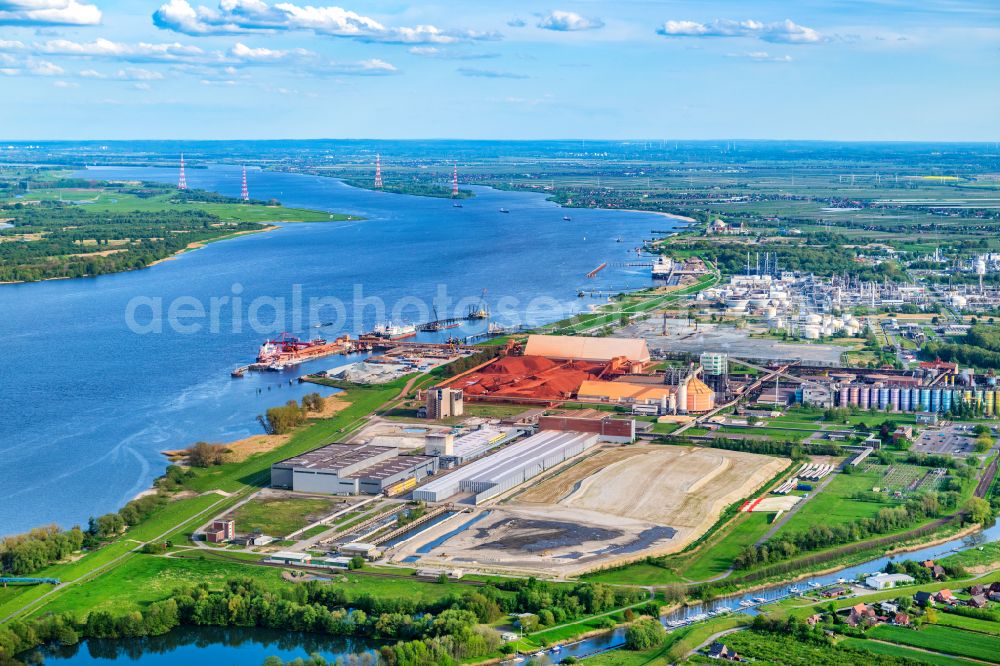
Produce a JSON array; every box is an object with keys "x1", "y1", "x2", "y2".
[
  {"x1": 26, "y1": 58, "x2": 63, "y2": 75},
  {"x1": 153, "y1": 0, "x2": 498, "y2": 43},
  {"x1": 407, "y1": 45, "x2": 498, "y2": 60},
  {"x1": 229, "y1": 41, "x2": 312, "y2": 61},
  {"x1": 115, "y1": 67, "x2": 163, "y2": 80},
  {"x1": 0, "y1": 0, "x2": 101, "y2": 26},
  {"x1": 537, "y1": 10, "x2": 603, "y2": 32},
  {"x1": 52, "y1": 79, "x2": 77, "y2": 87},
  {"x1": 36, "y1": 38, "x2": 207, "y2": 62},
  {"x1": 133, "y1": 82, "x2": 151, "y2": 90},
  {"x1": 728, "y1": 50, "x2": 793, "y2": 62},
  {"x1": 657, "y1": 18, "x2": 821, "y2": 44},
  {"x1": 324, "y1": 58, "x2": 396, "y2": 75},
  {"x1": 457, "y1": 67, "x2": 527, "y2": 79}
]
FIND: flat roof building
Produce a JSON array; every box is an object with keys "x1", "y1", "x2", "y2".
[
  {"x1": 865, "y1": 573, "x2": 915, "y2": 590},
  {"x1": 271, "y1": 443, "x2": 438, "y2": 495},
  {"x1": 427, "y1": 427, "x2": 522, "y2": 466},
  {"x1": 413, "y1": 430, "x2": 598, "y2": 503}
]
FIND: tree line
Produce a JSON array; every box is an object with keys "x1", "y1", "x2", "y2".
[
  {"x1": 0, "y1": 204, "x2": 261, "y2": 282},
  {"x1": 0, "y1": 575, "x2": 644, "y2": 665},
  {"x1": 733, "y1": 491, "x2": 960, "y2": 571},
  {"x1": 0, "y1": 525, "x2": 84, "y2": 576}
]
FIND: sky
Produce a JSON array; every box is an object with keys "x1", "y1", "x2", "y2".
[{"x1": 0, "y1": 0, "x2": 998, "y2": 141}]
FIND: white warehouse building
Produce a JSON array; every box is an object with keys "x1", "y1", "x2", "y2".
[{"x1": 413, "y1": 430, "x2": 598, "y2": 504}]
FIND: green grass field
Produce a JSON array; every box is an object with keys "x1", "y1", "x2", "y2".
[
  {"x1": 231, "y1": 496, "x2": 339, "y2": 537},
  {"x1": 22, "y1": 188, "x2": 345, "y2": 223},
  {"x1": 936, "y1": 611, "x2": 1000, "y2": 635},
  {"x1": 839, "y1": 637, "x2": 978, "y2": 666},
  {"x1": 680, "y1": 512, "x2": 774, "y2": 581},
  {"x1": 775, "y1": 470, "x2": 899, "y2": 535},
  {"x1": 868, "y1": 624, "x2": 1000, "y2": 662}
]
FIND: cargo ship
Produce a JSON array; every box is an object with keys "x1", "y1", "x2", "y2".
[
  {"x1": 255, "y1": 333, "x2": 354, "y2": 366},
  {"x1": 372, "y1": 321, "x2": 417, "y2": 340}
]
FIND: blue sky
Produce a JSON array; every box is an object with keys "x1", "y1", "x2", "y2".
[{"x1": 0, "y1": 0, "x2": 997, "y2": 140}]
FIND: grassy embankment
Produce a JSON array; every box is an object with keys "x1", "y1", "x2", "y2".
[{"x1": 0, "y1": 379, "x2": 406, "y2": 623}]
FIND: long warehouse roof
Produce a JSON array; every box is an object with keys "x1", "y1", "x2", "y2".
[{"x1": 417, "y1": 430, "x2": 594, "y2": 494}]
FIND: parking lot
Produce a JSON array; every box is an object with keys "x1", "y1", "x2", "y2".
[{"x1": 912, "y1": 424, "x2": 977, "y2": 457}]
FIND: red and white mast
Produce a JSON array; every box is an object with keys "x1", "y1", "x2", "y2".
[
  {"x1": 452, "y1": 162, "x2": 458, "y2": 198},
  {"x1": 177, "y1": 153, "x2": 187, "y2": 190},
  {"x1": 240, "y1": 165, "x2": 249, "y2": 201},
  {"x1": 374, "y1": 153, "x2": 383, "y2": 189}
]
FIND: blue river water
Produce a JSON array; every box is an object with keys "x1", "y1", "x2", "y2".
[{"x1": 0, "y1": 164, "x2": 671, "y2": 535}]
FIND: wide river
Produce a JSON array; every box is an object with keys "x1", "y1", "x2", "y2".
[{"x1": 0, "y1": 164, "x2": 672, "y2": 535}]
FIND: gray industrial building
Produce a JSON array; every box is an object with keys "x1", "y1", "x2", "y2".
[
  {"x1": 413, "y1": 430, "x2": 598, "y2": 504},
  {"x1": 271, "y1": 443, "x2": 437, "y2": 495}
]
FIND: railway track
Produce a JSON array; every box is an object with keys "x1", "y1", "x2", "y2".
[{"x1": 974, "y1": 456, "x2": 999, "y2": 499}]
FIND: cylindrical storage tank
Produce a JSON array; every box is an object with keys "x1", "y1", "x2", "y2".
[
  {"x1": 920, "y1": 389, "x2": 931, "y2": 412},
  {"x1": 909, "y1": 388, "x2": 921, "y2": 412},
  {"x1": 976, "y1": 390, "x2": 984, "y2": 408},
  {"x1": 848, "y1": 385, "x2": 859, "y2": 406},
  {"x1": 806, "y1": 314, "x2": 822, "y2": 325},
  {"x1": 877, "y1": 387, "x2": 887, "y2": 410},
  {"x1": 890, "y1": 387, "x2": 900, "y2": 411},
  {"x1": 859, "y1": 386, "x2": 871, "y2": 410},
  {"x1": 985, "y1": 391, "x2": 995, "y2": 416},
  {"x1": 840, "y1": 386, "x2": 850, "y2": 407},
  {"x1": 804, "y1": 325, "x2": 821, "y2": 340},
  {"x1": 942, "y1": 390, "x2": 952, "y2": 414},
  {"x1": 685, "y1": 377, "x2": 715, "y2": 412},
  {"x1": 964, "y1": 390, "x2": 974, "y2": 407},
  {"x1": 930, "y1": 389, "x2": 941, "y2": 413}
]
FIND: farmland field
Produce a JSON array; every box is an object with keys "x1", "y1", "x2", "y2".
[
  {"x1": 868, "y1": 624, "x2": 1000, "y2": 662},
  {"x1": 840, "y1": 638, "x2": 978, "y2": 666}
]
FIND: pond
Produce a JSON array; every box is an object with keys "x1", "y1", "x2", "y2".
[{"x1": 22, "y1": 626, "x2": 381, "y2": 665}]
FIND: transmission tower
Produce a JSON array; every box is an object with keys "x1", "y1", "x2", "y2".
[
  {"x1": 374, "y1": 154, "x2": 383, "y2": 189},
  {"x1": 177, "y1": 154, "x2": 187, "y2": 190},
  {"x1": 240, "y1": 165, "x2": 249, "y2": 201}
]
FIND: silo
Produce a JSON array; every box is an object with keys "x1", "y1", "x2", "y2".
[
  {"x1": 848, "y1": 385, "x2": 859, "y2": 406},
  {"x1": 839, "y1": 385, "x2": 850, "y2": 407},
  {"x1": 890, "y1": 387, "x2": 900, "y2": 412},
  {"x1": 920, "y1": 388, "x2": 931, "y2": 412},
  {"x1": 930, "y1": 389, "x2": 941, "y2": 413},
  {"x1": 859, "y1": 386, "x2": 871, "y2": 409},
  {"x1": 879, "y1": 387, "x2": 890, "y2": 410},
  {"x1": 976, "y1": 390, "x2": 985, "y2": 408},
  {"x1": 909, "y1": 388, "x2": 921, "y2": 412},
  {"x1": 941, "y1": 389, "x2": 952, "y2": 413},
  {"x1": 986, "y1": 391, "x2": 995, "y2": 416}
]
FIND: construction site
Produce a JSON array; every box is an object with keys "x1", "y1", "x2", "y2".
[{"x1": 391, "y1": 444, "x2": 786, "y2": 576}]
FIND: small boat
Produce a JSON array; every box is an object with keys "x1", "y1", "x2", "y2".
[
  {"x1": 789, "y1": 586, "x2": 800, "y2": 594},
  {"x1": 836, "y1": 577, "x2": 847, "y2": 584},
  {"x1": 808, "y1": 581, "x2": 821, "y2": 588},
  {"x1": 716, "y1": 606, "x2": 732, "y2": 614},
  {"x1": 616, "y1": 237, "x2": 623, "y2": 242},
  {"x1": 550, "y1": 645, "x2": 562, "y2": 653},
  {"x1": 499, "y1": 208, "x2": 510, "y2": 213},
  {"x1": 453, "y1": 202, "x2": 463, "y2": 208},
  {"x1": 752, "y1": 597, "x2": 767, "y2": 604},
  {"x1": 739, "y1": 599, "x2": 753, "y2": 607},
  {"x1": 563, "y1": 215, "x2": 571, "y2": 221}
]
